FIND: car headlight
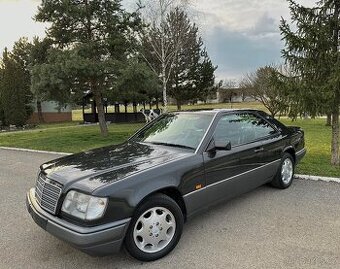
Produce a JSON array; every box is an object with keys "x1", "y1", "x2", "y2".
[{"x1": 61, "y1": 190, "x2": 108, "y2": 221}]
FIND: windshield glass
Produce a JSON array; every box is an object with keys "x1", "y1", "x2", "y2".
[{"x1": 132, "y1": 113, "x2": 214, "y2": 150}]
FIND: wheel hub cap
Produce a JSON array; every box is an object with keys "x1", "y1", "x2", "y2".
[
  {"x1": 281, "y1": 158, "x2": 293, "y2": 184},
  {"x1": 133, "y1": 207, "x2": 176, "y2": 253}
]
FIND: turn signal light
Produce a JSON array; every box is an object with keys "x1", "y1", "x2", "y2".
[{"x1": 195, "y1": 184, "x2": 203, "y2": 190}]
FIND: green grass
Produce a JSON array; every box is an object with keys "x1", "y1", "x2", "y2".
[
  {"x1": 280, "y1": 118, "x2": 339, "y2": 178},
  {"x1": 0, "y1": 107, "x2": 339, "y2": 177},
  {"x1": 0, "y1": 123, "x2": 143, "y2": 153},
  {"x1": 37, "y1": 121, "x2": 82, "y2": 129}
]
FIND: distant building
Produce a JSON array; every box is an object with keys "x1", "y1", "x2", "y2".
[
  {"x1": 27, "y1": 101, "x2": 72, "y2": 124},
  {"x1": 217, "y1": 87, "x2": 255, "y2": 103}
]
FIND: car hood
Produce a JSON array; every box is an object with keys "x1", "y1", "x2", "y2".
[{"x1": 41, "y1": 142, "x2": 191, "y2": 192}]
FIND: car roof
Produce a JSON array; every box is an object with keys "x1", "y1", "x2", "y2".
[{"x1": 172, "y1": 108, "x2": 264, "y2": 115}]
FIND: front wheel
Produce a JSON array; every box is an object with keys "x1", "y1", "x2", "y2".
[
  {"x1": 270, "y1": 153, "x2": 295, "y2": 189},
  {"x1": 125, "y1": 194, "x2": 184, "y2": 261}
]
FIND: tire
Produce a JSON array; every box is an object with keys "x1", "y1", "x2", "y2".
[
  {"x1": 270, "y1": 153, "x2": 295, "y2": 189},
  {"x1": 124, "y1": 193, "x2": 184, "y2": 261}
]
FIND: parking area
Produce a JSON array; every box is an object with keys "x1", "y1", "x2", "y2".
[{"x1": 0, "y1": 148, "x2": 339, "y2": 269}]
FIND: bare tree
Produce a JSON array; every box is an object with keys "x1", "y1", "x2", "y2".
[
  {"x1": 241, "y1": 65, "x2": 289, "y2": 117},
  {"x1": 139, "y1": 0, "x2": 190, "y2": 110}
]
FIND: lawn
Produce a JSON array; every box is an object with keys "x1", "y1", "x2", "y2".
[
  {"x1": 280, "y1": 118, "x2": 339, "y2": 177},
  {"x1": 0, "y1": 123, "x2": 144, "y2": 153},
  {"x1": 72, "y1": 102, "x2": 267, "y2": 121},
  {"x1": 0, "y1": 112, "x2": 339, "y2": 177}
]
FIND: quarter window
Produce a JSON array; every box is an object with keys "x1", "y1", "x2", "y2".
[{"x1": 214, "y1": 113, "x2": 277, "y2": 146}]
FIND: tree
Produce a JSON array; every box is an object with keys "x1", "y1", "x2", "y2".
[
  {"x1": 0, "y1": 48, "x2": 33, "y2": 126},
  {"x1": 30, "y1": 49, "x2": 76, "y2": 109},
  {"x1": 139, "y1": 0, "x2": 190, "y2": 110},
  {"x1": 35, "y1": 0, "x2": 141, "y2": 136},
  {"x1": 194, "y1": 49, "x2": 218, "y2": 103},
  {"x1": 113, "y1": 58, "x2": 160, "y2": 106},
  {"x1": 146, "y1": 8, "x2": 216, "y2": 110},
  {"x1": 0, "y1": 58, "x2": 4, "y2": 126},
  {"x1": 30, "y1": 37, "x2": 53, "y2": 123},
  {"x1": 167, "y1": 8, "x2": 199, "y2": 110},
  {"x1": 280, "y1": 0, "x2": 340, "y2": 165},
  {"x1": 241, "y1": 66, "x2": 289, "y2": 117}
]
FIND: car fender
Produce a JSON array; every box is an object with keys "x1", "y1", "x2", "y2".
[{"x1": 127, "y1": 176, "x2": 180, "y2": 209}]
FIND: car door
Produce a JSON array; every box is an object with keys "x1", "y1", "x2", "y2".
[
  {"x1": 202, "y1": 112, "x2": 278, "y2": 205},
  {"x1": 255, "y1": 111, "x2": 285, "y2": 166}
]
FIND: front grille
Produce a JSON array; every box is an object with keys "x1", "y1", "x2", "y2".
[{"x1": 35, "y1": 173, "x2": 62, "y2": 215}]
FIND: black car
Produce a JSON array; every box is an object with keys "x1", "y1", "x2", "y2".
[{"x1": 26, "y1": 109, "x2": 306, "y2": 261}]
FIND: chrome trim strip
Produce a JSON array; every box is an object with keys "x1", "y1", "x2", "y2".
[
  {"x1": 296, "y1": 148, "x2": 306, "y2": 155},
  {"x1": 194, "y1": 112, "x2": 219, "y2": 154},
  {"x1": 183, "y1": 159, "x2": 281, "y2": 198}
]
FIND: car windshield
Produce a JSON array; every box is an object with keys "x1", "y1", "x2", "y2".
[{"x1": 132, "y1": 113, "x2": 214, "y2": 150}]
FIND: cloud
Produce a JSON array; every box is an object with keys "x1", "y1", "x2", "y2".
[
  {"x1": 204, "y1": 26, "x2": 282, "y2": 80},
  {"x1": 0, "y1": 0, "x2": 316, "y2": 80},
  {"x1": 248, "y1": 12, "x2": 277, "y2": 36}
]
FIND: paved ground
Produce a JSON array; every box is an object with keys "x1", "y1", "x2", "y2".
[{"x1": 0, "y1": 148, "x2": 339, "y2": 269}]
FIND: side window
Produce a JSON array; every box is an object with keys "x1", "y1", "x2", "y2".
[
  {"x1": 214, "y1": 113, "x2": 277, "y2": 147},
  {"x1": 245, "y1": 113, "x2": 277, "y2": 140}
]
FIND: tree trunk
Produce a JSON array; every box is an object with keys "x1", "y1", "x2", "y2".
[
  {"x1": 93, "y1": 90, "x2": 108, "y2": 137},
  {"x1": 133, "y1": 102, "x2": 137, "y2": 113},
  {"x1": 326, "y1": 113, "x2": 332, "y2": 126},
  {"x1": 124, "y1": 102, "x2": 128, "y2": 113},
  {"x1": 330, "y1": 1, "x2": 340, "y2": 166},
  {"x1": 37, "y1": 100, "x2": 44, "y2": 123},
  {"x1": 268, "y1": 108, "x2": 276, "y2": 118},
  {"x1": 162, "y1": 71, "x2": 168, "y2": 111},
  {"x1": 331, "y1": 108, "x2": 339, "y2": 166},
  {"x1": 176, "y1": 100, "x2": 181, "y2": 111}
]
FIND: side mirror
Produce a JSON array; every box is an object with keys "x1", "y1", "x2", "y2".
[
  {"x1": 207, "y1": 139, "x2": 231, "y2": 152},
  {"x1": 215, "y1": 140, "x2": 232, "y2": 151}
]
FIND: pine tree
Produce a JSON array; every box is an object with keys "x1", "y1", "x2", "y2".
[
  {"x1": 164, "y1": 8, "x2": 216, "y2": 110},
  {"x1": 35, "y1": 0, "x2": 141, "y2": 136},
  {"x1": 140, "y1": 0, "x2": 191, "y2": 110},
  {"x1": 113, "y1": 57, "x2": 160, "y2": 105},
  {"x1": 195, "y1": 48, "x2": 217, "y2": 103},
  {"x1": 30, "y1": 37, "x2": 53, "y2": 123},
  {"x1": 0, "y1": 48, "x2": 33, "y2": 127},
  {"x1": 280, "y1": 0, "x2": 340, "y2": 165},
  {"x1": 166, "y1": 8, "x2": 197, "y2": 110}
]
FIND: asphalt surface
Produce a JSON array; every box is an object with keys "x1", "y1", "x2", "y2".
[{"x1": 0, "y1": 148, "x2": 339, "y2": 269}]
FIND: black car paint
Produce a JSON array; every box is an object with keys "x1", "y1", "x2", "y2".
[
  {"x1": 27, "y1": 110, "x2": 305, "y2": 254},
  {"x1": 41, "y1": 142, "x2": 196, "y2": 225},
  {"x1": 38, "y1": 110, "x2": 304, "y2": 226}
]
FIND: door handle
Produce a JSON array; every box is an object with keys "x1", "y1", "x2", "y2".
[{"x1": 254, "y1": 147, "x2": 264, "y2": 153}]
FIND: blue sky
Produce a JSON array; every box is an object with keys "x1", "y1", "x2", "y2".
[{"x1": 0, "y1": 0, "x2": 315, "y2": 81}]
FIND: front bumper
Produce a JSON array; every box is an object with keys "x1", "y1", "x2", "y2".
[
  {"x1": 26, "y1": 188, "x2": 131, "y2": 256},
  {"x1": 296, "y1": 148, "x2": 307, "y2": 164}
]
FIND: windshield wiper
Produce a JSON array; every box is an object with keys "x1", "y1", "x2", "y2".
[{"x1": 148, "y1": 142, "x2": 195, "y2": 150}]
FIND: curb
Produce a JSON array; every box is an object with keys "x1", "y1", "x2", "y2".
[
  {"x1": 295, "y1": 174, "x2": 340, "y2": 184},
  {"x1": 0, "y1": 146, "x2": 71, "y2": 156}
]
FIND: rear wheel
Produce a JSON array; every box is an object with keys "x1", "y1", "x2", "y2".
[
  {"x1": 270, "y1": 153, "x2": 295, "y2": 189},
  {"x1": 125, "y1": 194, "x2": 184, "y2": 261}
]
